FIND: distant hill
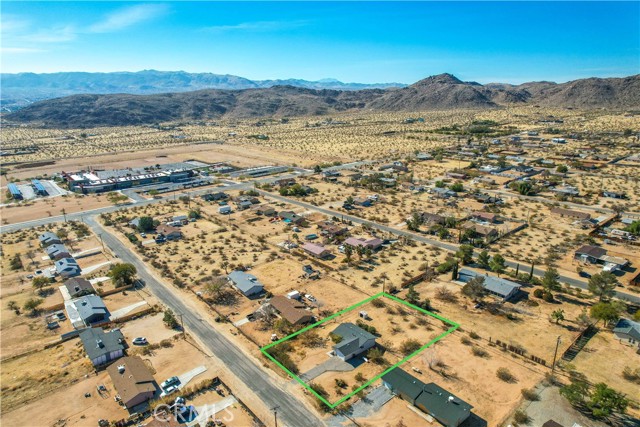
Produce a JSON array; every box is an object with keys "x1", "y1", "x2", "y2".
[
  {"x1": 5, "y1": 73, "x2": 639, "y2": 128},
  {"x1": 0, "y1": 70, "x2": 404, "y2": 111}
]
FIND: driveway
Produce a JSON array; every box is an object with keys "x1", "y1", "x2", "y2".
[
  {"x1": 327, "y1": 386, "x2": 394, "y2": 427},
  {"x1": 298, "y1": 357, "x2": 355, "y2": 382},
  {"x1": 109, "y1": 301, "x2": 147, "y2": 320},
  {"x1": 189, "y1": 395, "x2": 238, "y2": 427},
  {"x1": 177, "y1": 365, "x2": 207, "y2": 389}
]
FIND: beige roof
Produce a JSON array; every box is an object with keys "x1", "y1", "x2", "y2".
[
  {"x1": 269, "y1": 296, "x2": 313, "y2": 325},
  {"x1": 107, "y1": 356, "x2": 157, "y2": 407}
]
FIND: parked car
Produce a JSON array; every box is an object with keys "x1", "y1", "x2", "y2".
[
  {"x1": 305, "y1": 234, "x2": 319, "y2": 240},
  {"x1": 140, "y1": 232, "x2": 147, "y2": 238},
  {"x1": 132, "y1": 337, "x2": 148, "y2": 346},
  {"x1": 161, "y1": 376, "x2": 180, "y2": 390},
  {"x1": 161, "y1": 385, "x2": 178, "y2": 397}
]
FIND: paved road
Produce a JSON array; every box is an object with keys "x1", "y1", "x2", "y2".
[
  {"x1": 0, "y1": 160, "x2": 373, "y2": 234},
  {"x1": 84, "y1": 216, "x2": 325, "y2": 427},
  {"x1": 258, "y1": 190, "x2": 640, "y2": 304}
]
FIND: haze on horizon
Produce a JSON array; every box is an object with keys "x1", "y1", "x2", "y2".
[{"x1": 1, "y1": 1, "x2": 639, "y2": 85}]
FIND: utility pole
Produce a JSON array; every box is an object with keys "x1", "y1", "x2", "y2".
[
  {"x1": 178, "y1": 312, "x2": 185, "y2": 339},
  {"x1": 271, "y1": 406, "x2": 280, "y2": 427},
  {"x1": 98, "y1": 233, "x2": 105, "y2": 252},
  {"x1": 552, "y1": 336, "x2": 561, "y2": 373}
]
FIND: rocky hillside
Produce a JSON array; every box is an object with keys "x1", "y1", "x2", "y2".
[{"x1": 6, "y1": 73, "x2": 639, "y2": 128}]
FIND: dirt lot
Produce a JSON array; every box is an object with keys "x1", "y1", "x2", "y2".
[
  {"x1": 1, "y1": 192, "x2": 115, "y2": 225},
  {"x1": 405, "y1": 276, "x2": 587, "y2": 362},
  {"x1": 569, "y1": 329, "x2": 640, "y2": 398}
]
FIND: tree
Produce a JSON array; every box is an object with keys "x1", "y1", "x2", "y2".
[
  {"x1": 588, "y1": 272, "x2": 618, "y2": 302},
  {"x1": 477, "y1": 250, "x2": 490, "y2": 269},
  {"x1": 510, "y1": 181, "x2": 534, "y2": 196},
  {"x1": 556, "y1": 164, "x2": 568, "y2": 173},
  {"x1": 435, "y1": 180, "x2": 445, "y2": 188},
  {"x1": 497, "y1": 155, "x2": 508, "y2": 168},
  {"x1": 188, "y1": 209, "x2": 201, "y2": 219},
  {"x1": 108, "y1": 263, "x2": 137, "y2": 287},
  {"x1": 551, "y1": 309, "x2": 565, "y2": 324},
  {"x1": 462, "y1": 276, "x2": 486, "y2": 300},
  {"x1": 32, "y1": 276, "x2": 50, "y2": 292},
  {"x1": 489, "y1": 254, "x2": 507, "y2": 276},
  {"x1": 406, "y1": 285, "x2": 420, "y2": 304},
  {"x1": 542, "y1": 267, "x2": 561, "y2": 292},
  {"x1": 220, "y1": 261, "x2": 229, "y2": 274},
  {"x1": 10, "y1": 254, "x2": 23, "y2": 271},
  {"x1": 588, "y1": 383, "x2": 628, "y2": 419},
  {"x1": 455, "y1": 244, "x2": 474, "y2": 265},
  {"x1": 590, "y1": 302, "x2": 622, "y2": 326},
  {"x1": 449, "y1": 182, "x2": 464, "y2": 192},
  {"x1": 138, "y1": 216, "x2": 155, "y2": 232},
  {"x1": 314, "y1": 165, "x2": 322, "y2": 173},
  {"x1": 399, "y1": 339, "x2": 422, "y2": 355},
  {"x1": 624, "y1": 220, "x2": 640, "y2": 236},
  {"x1": 163, "y1": 308, "x2": 179, "y2": 329},
  {"x1": 23, "y1": 298, "x2": 43, "y2": 315},
  {"x1": 345, "y1": 195, "x2": 354, "y2": 206},
  {"x1": 560, "y1": 381, "x2": 628, "y2": 419},
  {"x1": 344, "y1": 245, "x2": 353, "y2": 263}
]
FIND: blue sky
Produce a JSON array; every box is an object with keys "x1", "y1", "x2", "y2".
[{"x1": 1, "y1": 1, "x2": 639, "y2": 84}]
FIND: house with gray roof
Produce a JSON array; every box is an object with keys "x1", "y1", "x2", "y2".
[
  {"x1": 65, "y1": 277, "x2": 95, "y2": 298},
  {"x1": 613, "y1": 318, "x2": 640, "y2": 346},
  {"x1": 228, "y1": 271, "x2": 264, "y2": 297},
  {"x1": 331, "y1": 323, "x2": 377, "y2": 361},
  {"x1": 79, "y1": 327, "x2": 126, "y2": 367},
  {"x1": 458, "y1": 269, "x2": 521, "y2": 302},
  {"x1": 66, "y1": 294, "x2": 109, "y2": 329},
  {"x1": 46, "y1": 243, "x2": 71, "y2": 260},
  {"x1": 39, "y1": 231, "x2": 62, "y2": 247},
  {"x1": 382, "y1": 368, "x2": 474, "y2": 427},
  {"x1": 55, "y1": 257, "x2": 81, "y2": 278}
]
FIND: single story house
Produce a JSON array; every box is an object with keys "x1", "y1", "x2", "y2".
[
  {"x1": 202, "y1": 192, "x2": 227, "y2": 202},
  {"x1": 253, "y1": 205, "x2": 277, "y2": 217},
  {"x1": 602, "y1": 191, "x2": 626, "y2": 199},
  {"x1": 46, "y1": 243, "x2": 71, "y2": 260},
  {"x1": 235, "y1": 200, "x2": 253, "y2": 210},
  {"x1": 344, "y1": 237, "x2": 383, "y2": 251},
  {"x1": 420, "y1": 212, "x2": 446, "y2": 226},
  {"x1": 352, "y1": 197, "x2": 372, "y2": 207},
  {"x1": 552, "y1": 186, "x2": 579, "y2": 196},
  {"x1": 228, "y1": 271, "x2": 264, "y2": 297},
  {"x1": 331, "y1": 323, "x2": 377, "y2": 361},
  {"x1": 432, "y1": 187, "x2": 457, "y2": 199},
  {"x1": 279, "y1": 211, "x2": 305, "y2": 225},
  {"x1": 458, "y1": 269, "x2": 521, "y2": 302},
  {"x1": 302, "y1": 242, "x2": 331, "y2": 259},
  {"x1": 275, "y1": 178, "x2": 296, "y2": 188},
  {"x1": 462, "y1": 223, "x2": 499, "y2": 242},
  {"x1": 55, "y1": 258, "x2": 81, "y2": 278},
  {"x1": 445, "y1": 172, "x2": 467, "y2": 180},
  {"x1": 79, "y1": 327, "x2": 126, "y2": 367},
  {"x1": 268, "y1": 296, "x2": 314, "y2": 326},
  {"x1": 40, "y1": 231, "x2": 62, "y2": 247},
  {"x1": 474, "y1": 194, "x2": 501, "y2": 204},
  {"x1": 613, "y1": 318, "x2": 640, "y2": 345},
  {"x1": 107, "y1": 356, "x2": 158, "y2": 409},
  {"x1": 65, "y1": 277, "x2": 95, "y2": 298},
  {"x1": 550, "y1": 207, "x2": 591, "y2": 221},
  {"x1": 471, "y1": 211, "x2": 497, "y2": 224},
  {"x1": 66, "y1": 294, "x2": 109, "y2": 328},
  {"x1": 155, "y1": 224, "x2": 182, "y2": 240},
  {"x1": 574, "y1": 245, "x2": 607, "y2": 264},
  {"x1": 317, "y1": 221, "x2": 348, "y2": 237},
  {"x1": 382, "y1": 368, "x2": 473, "y2": 427},
  {"x1": 128, "y1": 218, "x2": 141, "y2": 229}
]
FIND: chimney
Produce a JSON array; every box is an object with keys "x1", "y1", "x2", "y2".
[
  {"x1": 96, "y1": 339, "x2": 104, "y2": 348},
  {"x1": 448, "y1": 396, "x2": 455, "y2": 403},
  {"x1": 117, "y1": 365, "x2": 125, "y2": 374}
]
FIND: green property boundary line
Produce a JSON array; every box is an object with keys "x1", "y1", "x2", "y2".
[{"x1": 260, "y1": 291, "x2": 459, "y2": 409}]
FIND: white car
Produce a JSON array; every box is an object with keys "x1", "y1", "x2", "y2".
[
  {"x1": 132, "y1": 337, "x2": 148, "y2": 346},
  {"x1": 161, "y1": 385, "x2": 178, "y2": 397}
]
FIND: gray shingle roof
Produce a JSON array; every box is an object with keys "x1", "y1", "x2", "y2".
[
  {"x1": 74, "y1": 295, "x2": 108, "y2": 321},
  {"x1": 332, "y1": 323, "x2": 376, "y2": 355},
  {"x1": 79, "y1": 327, "x2": 125, "y2": 361},
  {"x1": 613, "y1": 318, "x2": 640, "y2": 341},
  {"x1": 459, "y1": 269, "x2": 521, "y2": 298}
]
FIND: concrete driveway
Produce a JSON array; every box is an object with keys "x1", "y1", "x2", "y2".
[
  {"x1": 298, "y1": 357, "x2": 354, "y2": 382},
  {"x1": 177, "y1": 365, "x2": 207, "y2": 389}
]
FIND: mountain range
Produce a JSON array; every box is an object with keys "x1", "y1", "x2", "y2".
[
  {"x1": 4, "y1": 72, "x2": 639, "y2": 128},
  {"x1": 0, "y1": 70, "x2": 404, "y2": 111}
]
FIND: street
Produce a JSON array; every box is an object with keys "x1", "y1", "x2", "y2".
[{"x1": 84, "y1": 216, "x2": 326, "y2": 427}]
